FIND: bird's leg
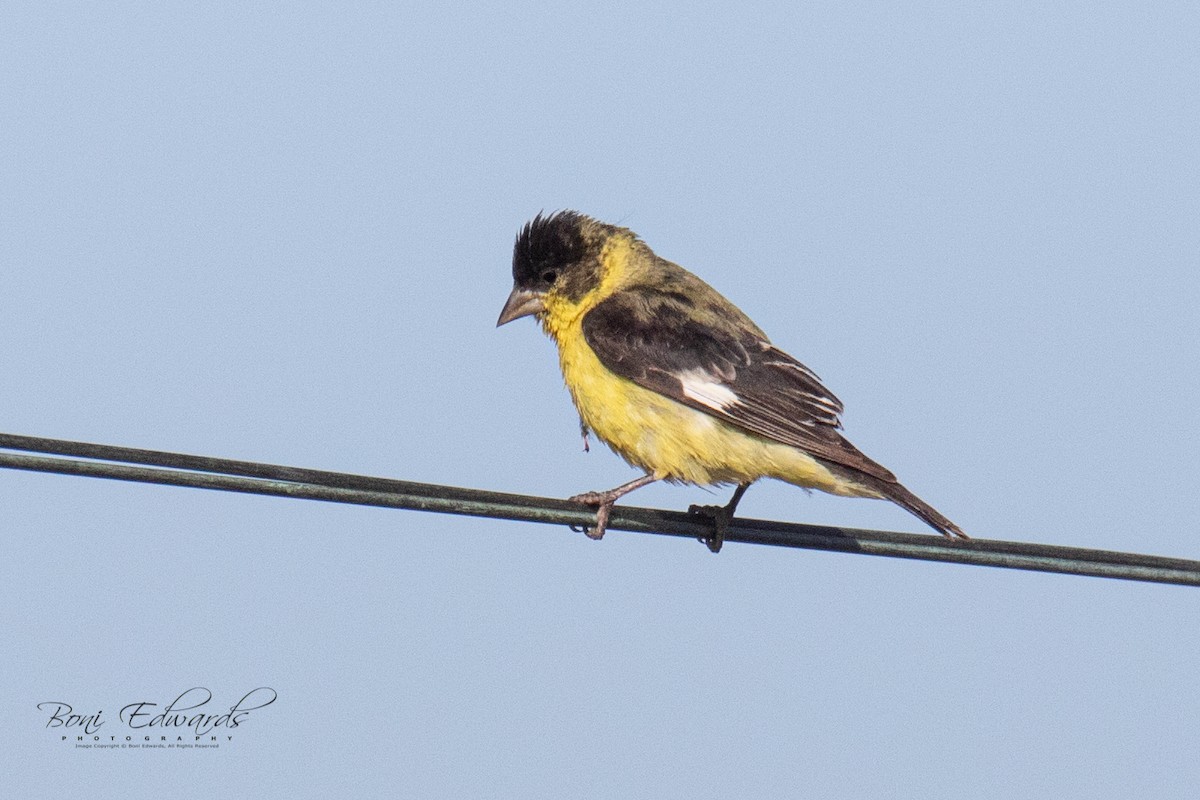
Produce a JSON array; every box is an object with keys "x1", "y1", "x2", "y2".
[
  {"x1": 568, "y1": 473, "x2": 657, "y2": 540},
  {"x1": 580, "y1": 419, "x2": 591, "y2": 453},
  {"x1": 689, "y1": 482, "x2": 751, "y2": 554}
]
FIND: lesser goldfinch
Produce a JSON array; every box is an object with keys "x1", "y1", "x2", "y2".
[{"x1": 498, "y1": 211, "x2": 965, "y2": 551}]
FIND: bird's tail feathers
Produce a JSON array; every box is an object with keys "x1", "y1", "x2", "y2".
[{"x1": 852, "y1": 473, "x2": 967, "y2": 539}]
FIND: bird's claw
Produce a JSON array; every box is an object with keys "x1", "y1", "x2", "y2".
[
  {"x1": 566, "y1": 474, "x2": 659, "y2": 543},
  {"x1": 569, "y1": 492, "x2": 616, "y2": 540},
  {"x1": 689, "y1": 503, "x2": 733, "y2": 554}
]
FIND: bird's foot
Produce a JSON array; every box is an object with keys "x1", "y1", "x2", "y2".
[
  {"x1": 568, "y1": 490, "x2": 618, "y2": 540},
  {"x1": 688, "y1": 503, "x2": 734, "y2": 554},
  {"x1": 566, "y1": 474, "x2": 659, "y2": 541}
]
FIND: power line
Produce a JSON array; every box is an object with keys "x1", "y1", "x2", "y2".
[{"x1": 1, "y1": 432, "x2": 1197, "y2": 587}]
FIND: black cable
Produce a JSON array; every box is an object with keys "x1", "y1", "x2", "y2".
[{"x1": 1, "y1": 433, "x2": 1196, "y2": 586}]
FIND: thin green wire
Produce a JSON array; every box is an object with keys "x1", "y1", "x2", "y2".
[{"x1": 1, "y1": 432, "x2": 1197, "y2": 586}]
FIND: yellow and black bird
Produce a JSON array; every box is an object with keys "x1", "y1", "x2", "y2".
[{"x1": 497, "y1": 211, "x2": 965, "y2": 552}]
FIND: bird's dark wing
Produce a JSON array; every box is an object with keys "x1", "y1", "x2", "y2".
[{"x1": 581, "y1": 289, "x2": 897, "y2": 482}]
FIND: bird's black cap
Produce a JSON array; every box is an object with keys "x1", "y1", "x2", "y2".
[{"x1": 511, "y1": 210, "x2": 592, "y2": 289}]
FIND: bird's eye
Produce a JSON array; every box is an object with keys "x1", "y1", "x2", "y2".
[{"x1": 541, "y1": 270, "x2": 558, "y2": 284}]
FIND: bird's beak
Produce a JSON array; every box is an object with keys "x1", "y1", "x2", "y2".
[{"x1": 496, "y1": 287, "x2": 546, "y2": 326}]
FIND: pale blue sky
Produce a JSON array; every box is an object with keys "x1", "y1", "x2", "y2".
[{"x1": 3, "y1": 2, "x2": 1198, "y2": 797}]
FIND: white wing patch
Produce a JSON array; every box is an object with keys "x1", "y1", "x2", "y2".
[{"x1": 678, "y1": 368, "x2": 739, "y2": 411}]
